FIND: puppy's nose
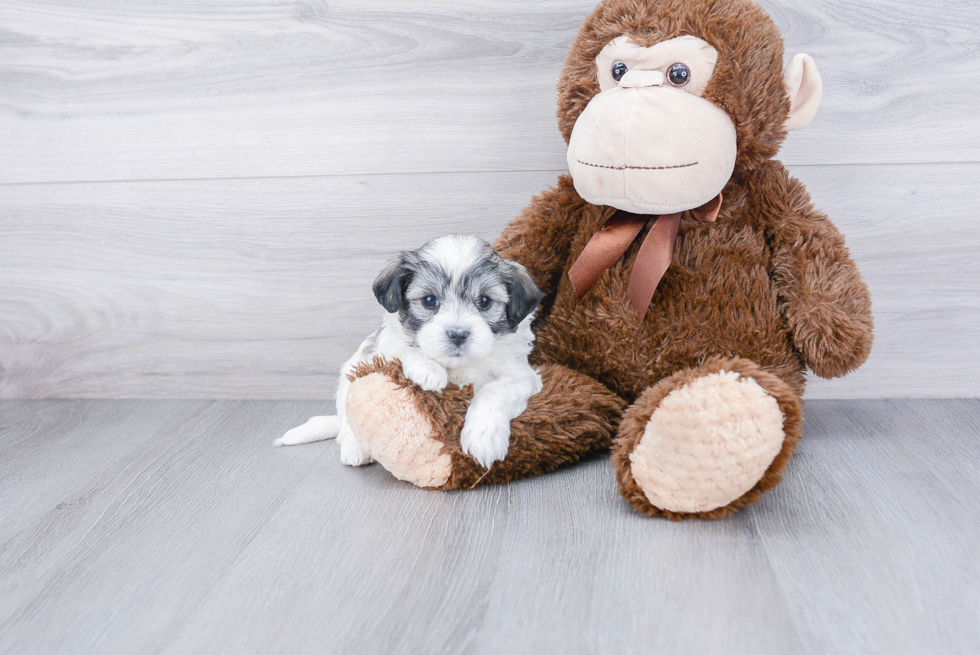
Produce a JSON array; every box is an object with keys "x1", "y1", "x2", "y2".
[{"x1": 447, "y1": 329, "x2": 470, "y2": 347}]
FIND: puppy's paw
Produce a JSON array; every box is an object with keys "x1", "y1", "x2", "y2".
[
  {"x1": 338, "y1": 427, "x2": 374, "y2": 466},
  {"x1": 460, "y1": 410, "x2": 511, "y2": 469},
  {"x1": 402, "y1": 357, "x2": 449, "y2": 392}
]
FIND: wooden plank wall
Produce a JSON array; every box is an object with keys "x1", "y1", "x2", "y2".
[{"x1": 1, "y1": 0, "x2": 977, "y2": 399}]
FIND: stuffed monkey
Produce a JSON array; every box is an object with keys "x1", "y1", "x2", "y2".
[{"x1": 344, "y1": 0, "x2": 873, "y2": 519}]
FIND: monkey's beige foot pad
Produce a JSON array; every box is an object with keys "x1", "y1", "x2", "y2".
[
  {"x1": 346, "y1": 371, "x2": 452, "y2": 489},
  {"x1": 631, "y1": 370, "x2": 784, "y2": 512},
  {"x1": 613, "y1": 357, "x2": 803, "y2": 519}
]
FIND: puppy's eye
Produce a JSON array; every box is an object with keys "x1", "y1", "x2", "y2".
[
  {"x1": 421, "y1": 295, "x2": 439, "y2": 309},
  {"x1": 611, "y1": 62, "x2": 628, "y2": 82},
  {"x1": 475, "y1": 296, "x2": 492, "y2": 310},
  {"x1": 667, "y1": 63, "x2": 690, "y2": 87}
]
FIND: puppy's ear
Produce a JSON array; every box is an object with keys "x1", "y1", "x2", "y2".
[
  {"x1": 503, "y1": 261, "x2": 542, "y2": 329},
  {"x1": 372, "y1": 256, "x2": 413, "y2": 313}
]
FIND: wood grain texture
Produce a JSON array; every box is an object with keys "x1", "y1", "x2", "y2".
[
  {"x1": 0, "y1": 400, "x2": 208, "y2": 541},
  {"x1": 751, "y1": 399, "x2": 980, "y2": 654},
  {"x1": 1, "y1": 164, "x2": 977, "y2": 399},
  {"x1": 0, "y1": 399, "x2": 329, "y2": 654},
  {"x1": 0, "y1": 399, "x2": 977, "y2": 653},
  {"x1": 1, "y1": 0, "x2": 978, "y2": 185}
]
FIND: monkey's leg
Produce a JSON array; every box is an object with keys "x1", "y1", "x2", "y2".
[
  {"x1": 612, "y1": 356, "x2": 803, "y2": 520},
  {"x1": 345, "y1": 358, "x2": 625, "y2": 490}
]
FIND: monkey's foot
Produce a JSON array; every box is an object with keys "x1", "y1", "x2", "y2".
[
  {"x1": 345, "y1": 366, "x2": 453, "y2": 489},
  {"x1": 346, "y1": 358, "x2": 625, "y2": 490},
  {"x1": 612, "y1": 357, "x2": 803, "y2": 520}
]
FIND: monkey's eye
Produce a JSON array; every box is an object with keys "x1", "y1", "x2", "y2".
[
  {"x1": 422, "y1": 295, "x2": 439, "y2": 309},
  {"x1": 611, "y1": 62, "x2": 629, "y2": 82},
  {"x1": 475, "y1": 295, "x2": 492, "y2": 310},
  {"x1": 667, "y1": 63, "x2": 691, "y2": 87}
]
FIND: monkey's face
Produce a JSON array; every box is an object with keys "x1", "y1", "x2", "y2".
[{"x1": 566, "y1": 35, "x2": 736, "y2": 215}]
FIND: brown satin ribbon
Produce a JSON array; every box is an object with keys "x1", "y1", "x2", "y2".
[{"x1": 568, "y1": 194, "x2": 722, "y2": 319}]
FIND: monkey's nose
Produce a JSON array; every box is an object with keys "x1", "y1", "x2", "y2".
[
  {"x1": 618, "y1": 69, "x2": 665, "y2": 88},
  {"x1": 447, "y1": 329, "x2": 470, "y2": 347}
]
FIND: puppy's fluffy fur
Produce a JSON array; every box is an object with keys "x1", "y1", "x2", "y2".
[{"x1": 275, "y1": 234, "x2": 544, "y2": 468}]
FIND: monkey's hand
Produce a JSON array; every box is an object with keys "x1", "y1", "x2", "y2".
[
  {"x1": 782, "y1": 273, "x2": 874, "y2": 379},
  {"x1": 770, "y1": 172, "x2": 874, "y2": 379}
]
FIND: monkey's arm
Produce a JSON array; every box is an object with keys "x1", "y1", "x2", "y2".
[
  {"x1": 494, "y1": 175, "x2": 586, "y2": 314},
  {"x1": 768, "y1": 171, "x2": 874, "y2": 379}
]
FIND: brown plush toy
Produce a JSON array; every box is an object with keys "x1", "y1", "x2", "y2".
[{"x1": 344, "y1": 0, "x2": 873, "y2": 519}]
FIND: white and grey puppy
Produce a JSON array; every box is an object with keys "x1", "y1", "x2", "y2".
[{"x1": 275, "y1": 234, "x2": 544, "y2": 468}]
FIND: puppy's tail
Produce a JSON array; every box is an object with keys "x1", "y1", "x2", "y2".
[{"x1": 274, "y1": 416, "x2": 341, "y2": 446}]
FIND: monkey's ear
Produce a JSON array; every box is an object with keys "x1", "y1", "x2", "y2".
[
  {"x1": 372, "y1": 257, "x2": 413, "y2": 313},
  {"x1": 783, "y1": 54, "x2": 822, "y2": 131},
  {"x1": 503, "y1": 262, "x2": 543, "y2": 330}
]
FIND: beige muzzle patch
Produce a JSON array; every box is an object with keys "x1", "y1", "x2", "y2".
[
  {"x1": 569, "y1": 34, "x2": 736, "y2": 215},
  {"x1": 566, "y1": 84, "x2": 736, "y2": 215}
]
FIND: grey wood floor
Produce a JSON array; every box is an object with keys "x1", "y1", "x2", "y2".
[{"x1": 0, "y1": 399, "x2": 977, "y2": 654}]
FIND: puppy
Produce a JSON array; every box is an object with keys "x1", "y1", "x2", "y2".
[{"x1": 275, "y1": 234, "x2": 544, "y2": 469}]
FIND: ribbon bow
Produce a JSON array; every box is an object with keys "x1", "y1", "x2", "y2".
[{"x1": 567, "y1": 194, "x2": 723, "y2": 319}]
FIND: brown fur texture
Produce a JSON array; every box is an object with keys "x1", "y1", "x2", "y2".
[
  {"x1": 508, "y1": 163, "x2": 872, "y2": 403},
  {"x1": 349, "y1": 357, "x2": 626, "y2": 489},
  {"x1": 345, "y1": 0, "x2": 873, "y2": 519}
]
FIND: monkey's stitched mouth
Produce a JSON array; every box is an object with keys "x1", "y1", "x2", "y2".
[{"x1": 576, "y1": 160, "x2": 698, "y2": 171}]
